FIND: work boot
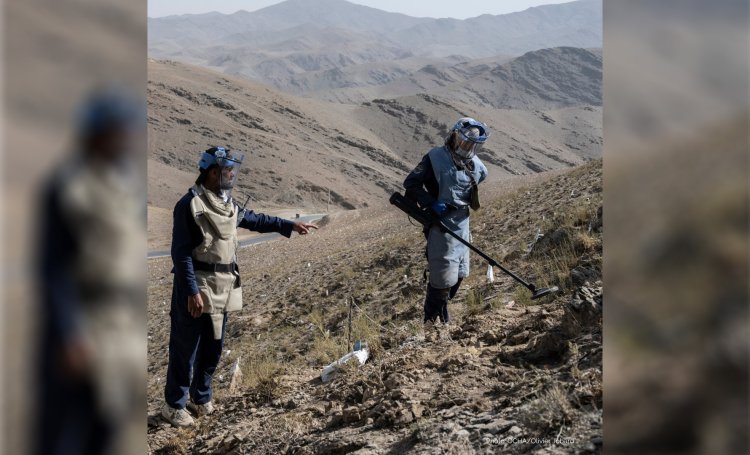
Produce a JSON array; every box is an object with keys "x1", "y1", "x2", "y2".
[
  {"x1": 161, "y1": 404, "x2": 195, "y2": 427},
  {"x1": 424, "y1": 320, "x2": 439, "y2": 342},
  {"x1": 424, "y1": 285, "x2": 450, "y2": 323},
  {"x1": 438, "y1": 322, "x2": 452, "y2": 341},
  {"x1": 187, "y1": 400, "x2": 215, "y2": 417}
]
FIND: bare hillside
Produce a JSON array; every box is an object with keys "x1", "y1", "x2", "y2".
[
  {"x1": 148, "y1": 60, "x2": 601, "y2": 213},
  {"x1": 147, "y1": 160, "x2": 603, "y2": 454},
  {"x1": 433, "y1": 47, "x2": 602, "y2": 110}
]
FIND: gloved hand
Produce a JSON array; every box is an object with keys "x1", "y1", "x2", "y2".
[{"x1": 430, "y1": 201, "x2": 448, "y2": 216}]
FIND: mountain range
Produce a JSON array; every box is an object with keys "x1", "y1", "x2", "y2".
[{"x1": 148, "y1": 0, "x2": 601, "y2": 99}]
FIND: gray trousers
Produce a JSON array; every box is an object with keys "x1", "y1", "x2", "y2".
[
  {"x1": 424, "y1": 212, "x2": 471, "y2": 323},
  {"x1": 427, "y1": 218, "x2": 470, "y2": 289}
]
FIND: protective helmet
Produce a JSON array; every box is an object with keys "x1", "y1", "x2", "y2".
[
  {"x1": 198, "y1": 146, "x2": 245, "y2": 191},
  {"x1": 78, "y1": 86, "x2": 143, "y2": 138},
  {"x1": 450, "y1": 117, "x2": 489, "y2": 159}
]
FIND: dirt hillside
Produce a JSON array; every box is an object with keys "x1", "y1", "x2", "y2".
[
  {"x1": 148, "y1": 59, "x2": 601, "y2": 214},
  {"x1": 147, "y1": 159, "x2": 603, "y2": 454}
]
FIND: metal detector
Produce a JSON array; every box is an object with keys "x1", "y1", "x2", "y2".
[{"x1": 390, "y1": 192, "x2": 559, "y2": 300}]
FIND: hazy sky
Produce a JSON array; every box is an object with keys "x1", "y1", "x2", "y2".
[{"x1": 148, "y1": 0, "x2": 575, "y2": 19}]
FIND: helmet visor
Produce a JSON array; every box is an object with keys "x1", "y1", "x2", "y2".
[
  {"x1": 455, "y1": 128, "x2": 484, "y2": 158},
  {"x1": 216, "y1": 150, "x2": 244, "y2": 192}
]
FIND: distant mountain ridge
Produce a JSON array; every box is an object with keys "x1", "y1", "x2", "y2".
[
  {"x1": 303, "y1": 47, "x2": 601, "y2": 109},
  {"x1": 148, "y1": 0, "x2": 602, "y2": 99}
]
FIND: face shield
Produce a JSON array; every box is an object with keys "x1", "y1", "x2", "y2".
[
  {"x1": 198, "y1": 147, "x2": 245, "y2": 197},
  {"x1": 450, "y1": 118, "x2": 489, "y2": 160},
  {"x1": 215, "y1": 149, "x2": 244, "y2": 193},
  {"x1": 455, "y1": 127, "x2": 484, "y2": 159}
]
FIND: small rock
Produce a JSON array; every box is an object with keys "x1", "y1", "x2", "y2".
[
  {"x1": 342, "y1": 406, "x2": 361, "y2": 424},
  {"x1": 329, "y1": 411, "x2": 344, "y2": 426},
  {"x1": 485, "y1": 419, "x2": 514, "y2": 435},
  {"x1": 409, "y1": 401, "x2": 424, "y2": 419},
  {"x1": 308, "y1": 403, "x2": 326, "y2": 416},
  {"x1": 454, "y1": 429, "x2": 470, "y2": 439}
]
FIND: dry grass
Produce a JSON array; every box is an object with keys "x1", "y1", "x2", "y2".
[
  {"x1": 513, "y1": 285, "x2": 534, "y2": 307},
  {"x1": 238, "y1": 352, "x2": 284, "y2": 404},
  {"x1": 465, "y1": 288, "x2": 484, "y2": 316},
  {"x1": 156, "y1": 428, "x2": 195, "y2": 455},
  {"x1": 351, "y1": 313, "x2": 383, "y2": 356},
  {"x1": 310, "y1": 331, "x2": 346, "y2": 365},
  {"x1": 519, "y1": 384, "x2": 574, "y2": 435}
]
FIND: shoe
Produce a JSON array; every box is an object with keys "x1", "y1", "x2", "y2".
[
  {"x1": 424, "y1": 321, "x2": 439, "y2": 342},
  {"x1": 187, "y1": 400, "x2": 215, "y2": 417},
  {"x1": 161, "y1": 404, "x2": 195, "y2": 427},
  {"x1": 438, "y1": 322, "x2": 452, "y2": 341}
]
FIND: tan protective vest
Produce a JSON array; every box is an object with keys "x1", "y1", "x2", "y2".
[
  {"x1": 61, "y1": 162, "x2": 145, "y2": 291},
  {"x1": 58, "y1": 160, "x2": 146, "y2": 423},
  {"x1": 189, "y1": 185, "x2": 243, "y2": 339}
]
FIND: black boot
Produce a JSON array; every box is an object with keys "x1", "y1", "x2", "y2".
[
  {"x1": 448, "y1": 278, "x2": 463, "y2": 300},
  {"x1": 424, "y1": 285, "x2": 451, "y2": 324}
]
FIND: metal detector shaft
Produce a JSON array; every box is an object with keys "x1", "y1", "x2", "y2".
[
  {"x1": 389, "y1": 192, "x2": 537, "y2": 292},
  {"x1": 435, "y1": 220, "x2": 536, "y2": 292}
]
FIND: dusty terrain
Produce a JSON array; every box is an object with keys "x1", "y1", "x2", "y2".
[
  {"x1": 147, "y1": 160, "x2": 603, "y2": 454},
  {"x1": 146, "y1": 6, "x2": 604, "y2": 451}
]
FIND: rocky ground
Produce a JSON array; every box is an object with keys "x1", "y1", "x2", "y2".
[{"x1": 147, "y1": 160, "x2": 602, "y2": 454}]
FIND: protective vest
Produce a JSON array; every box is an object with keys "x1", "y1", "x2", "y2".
[
  {"x1": 189, "y1": 185, "x2": 243, "y2": 339},
  {"x1": 428, "y1": 146, "x2": 486, "y2": 209},
  {"x1": 58, "y1": 160, "x2": 145, "y2": 423},
  {"x1": 61, "y1": 162, "x2": 145, "y2": 291},
  {"x1": 428, "y1": 146, "x2": 487, "y2": 232}
]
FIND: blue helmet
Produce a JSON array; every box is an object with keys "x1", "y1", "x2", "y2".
[
  {"x1": 452, "y1": 117, "x2": 489, "y2": 143},
  {"x1": 450, "y1": 117, "x2": 489, "y2": 159},
  {"x1": 198, "y1": 146, "x2": 243, "y2": 170},
  {"x1": 198, "y1": 146, "x2": 245, "y2": 192},
  {"x1": 78, "y1": 86, "x2": 143, "y2": 138}
]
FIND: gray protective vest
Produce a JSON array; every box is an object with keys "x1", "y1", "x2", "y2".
[
  {"x1": 426, "y1": 147, "x2": 488, "y2": 288},
  {"x1": 428, "y1": 146, "x2": 487, "y2": 230},
  {"x1": 189, "y1": 185, "x2": 243, "y2": 339}
]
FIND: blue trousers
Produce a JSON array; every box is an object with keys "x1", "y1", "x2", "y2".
[
  {"x1": 35, "y1": 331, "x2": 115, "y2": 455},
  {"x1": 164, "y1": 283, "x2": 227, "y2": 409}
]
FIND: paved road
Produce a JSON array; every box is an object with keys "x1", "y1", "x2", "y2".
[{"x1": 147, "y1": 214, "x2": 325, "y2": 259}]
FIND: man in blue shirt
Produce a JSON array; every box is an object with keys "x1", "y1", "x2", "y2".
[
  {"x1": 403, "y1": 118, "x2": 489, "y2": 327},
  {"x1": 35, "y1": 87, "x2": 145, "y2": 455},
  {"x1": 162, "y1": 146, "x2": 317, "y2": 427}
]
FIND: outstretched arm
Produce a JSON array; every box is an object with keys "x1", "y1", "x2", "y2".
[{"x1": 239, "y1": 210, "x2": 318, "y2": 237}]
